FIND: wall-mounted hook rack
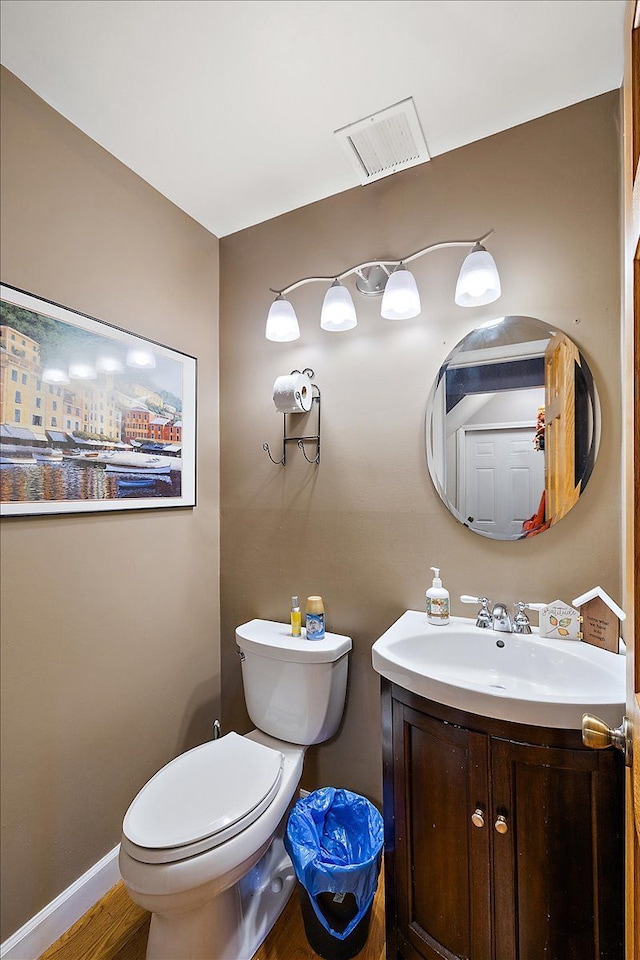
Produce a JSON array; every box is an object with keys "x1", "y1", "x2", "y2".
[{"x1": 263, "y1": 368, "x2": 321, "y2": 466}]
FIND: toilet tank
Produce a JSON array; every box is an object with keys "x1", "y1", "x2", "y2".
[{"x1": 235, "y1": 619, "x2": 352, "y2": 745}]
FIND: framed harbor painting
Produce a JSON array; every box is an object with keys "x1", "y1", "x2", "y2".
[{"x1": 0, "y1": 284, "x2": 197, "y2": 517}]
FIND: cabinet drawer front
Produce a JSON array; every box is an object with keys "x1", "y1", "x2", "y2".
[
  {"x1": 491, "y1": 738, "x2": 624, "y2": 960},
  {"x1": 393, "y1": 701, "x2": 492, "y2": 960}
]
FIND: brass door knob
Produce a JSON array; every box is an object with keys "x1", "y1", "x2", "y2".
[
  {"x1": 494, "y1": 815, "x2": 508, "y2": 835},
  {"x1": 471, "y1": 808, "x2": 485, "y2": 828},
  {"x1": 582, "y1": 713, "x2": 632, "y2": 766}
]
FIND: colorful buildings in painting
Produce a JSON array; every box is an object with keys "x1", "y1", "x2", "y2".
[
  {"x1": 165, "y1": 419, "x2": 182, "y2": 443},
  {"x1": 75, "y1": 381, "x2": 122, "y2": 440},
  {"x1": 0, "y1": 325, "x2": 45, "y2": 436},
  {"x1": 148, "y1": 416, "x2": 169, "y2": 441},
  {"x1": 1, "y1": 324, "x2": 123, "y2": 442},
  {"x1": 1, "y1": 323, "x2": 181, "y2": 446},
  {"x1": 123, "y1": 405, "x2": 151, "y2": 441},
  {"x1": 147, "y1": 417, "x2": 183, "y2": 443},
  {"x1": 124, "y1": 410, "x2": 182, "y2": 444}
]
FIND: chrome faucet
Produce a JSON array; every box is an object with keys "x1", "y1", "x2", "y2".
[
  {"x1": 460, "y1": 596, "x2": 492, "y2": 629},
  {"x1": 490, "y1": 602, "x2": 511, "y2": 633},
  {"x1": 461, "y1": 596, "x2": 545, "y2": 633},
  {"x1": 512, "y1": 601, "x2": 546, "y2": 634},
  {"x1": 513, "y1": 601, "x2": 532, "y2": 634}
]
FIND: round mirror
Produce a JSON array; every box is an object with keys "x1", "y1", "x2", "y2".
[{"x1": 426, "y1": 316, "x2": 600, "y2": 540}]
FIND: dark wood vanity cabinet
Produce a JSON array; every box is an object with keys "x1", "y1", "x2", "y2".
[{"x1": 381, "y1": 681, "x2": 624, "y2": 960}]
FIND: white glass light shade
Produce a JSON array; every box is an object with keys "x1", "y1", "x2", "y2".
[
  {"x1": 320, "y1": 281, "x2": 357, "y2": 332},
  {"x1": 126, "y1": 347, "x2": 156, "y2": 369},
  {"x1": 265, "y1": 295, "x2": 300, "y2": 342},
  {"x1": 381, "y1": 265, "x2": 421, "y2": 320},
  {"x1": 455, "y1": 243, "x2": 501, "y2": 306},
  {"x1": 96, "y1": 354, "x2": 124, "y2": 374},
  {"x1": 42, "y1": 365, "x2": 70, "y2": 385},
  {"x1": 68, "y1": 360, "x2": 97, "y2": 380}
]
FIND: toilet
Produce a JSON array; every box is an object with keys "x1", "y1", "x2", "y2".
[{"x1": 119, "y1": 618, "x2": 352, "y2": 960}]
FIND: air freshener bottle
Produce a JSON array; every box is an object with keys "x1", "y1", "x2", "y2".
[
  {"x1": 290, "y1": 596, "x2": 302, "y2": 637},
  {"x1": 305, "y1": 596, "x2": 325, "y2": 640}
]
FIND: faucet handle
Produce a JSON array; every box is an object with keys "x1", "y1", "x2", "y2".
[
  {"x1": 460, "y1": 595, "x2": 493, "y2": 629},
  {"x1": 512, "y1": 601, "x2": 546, "y2": 635}
]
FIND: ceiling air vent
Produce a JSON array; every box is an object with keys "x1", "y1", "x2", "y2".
[{"x1": 334, "y1": 97, "x2": 430, "y2": 185}]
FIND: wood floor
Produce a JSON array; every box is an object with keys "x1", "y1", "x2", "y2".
[
  {"x1": 38, "y1": 870, "x2": 386, "y2": 960},
  {"x1": 38, "y1": 883, "x2": 150, "y2": 960}
]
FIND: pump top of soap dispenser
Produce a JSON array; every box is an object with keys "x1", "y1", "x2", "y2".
[{"x1": 430, "y1": 567, "x2": 442, "y2": 587}]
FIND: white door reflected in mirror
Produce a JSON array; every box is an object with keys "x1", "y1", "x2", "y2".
[{"x1": 425, "y1": 316, "x2": 600, "y2": 541}]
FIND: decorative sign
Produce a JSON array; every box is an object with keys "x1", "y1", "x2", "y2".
[
  {"x1": 572, "y1": 587, "x2": 625, "y2": 655},
  {"x1": 539, "y1": 601, "x2": 582, "y2": 640}
]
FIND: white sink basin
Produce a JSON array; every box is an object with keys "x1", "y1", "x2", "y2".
[{"x1": 371, "y1": 611, "x2": 626, "y2": 729}]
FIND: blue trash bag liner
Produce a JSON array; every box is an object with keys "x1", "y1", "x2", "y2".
[{"x1": 284, "y1": 787, "x2": 384, "y2": 941}]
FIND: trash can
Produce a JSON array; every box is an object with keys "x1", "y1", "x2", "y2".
[{"x1": 284, "y1": 787, "x2": 384, "y2": 960}]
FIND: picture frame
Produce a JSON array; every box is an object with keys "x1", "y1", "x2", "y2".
[{"x1": 1, "y1": 284, "x2": 197, "y2": 517}]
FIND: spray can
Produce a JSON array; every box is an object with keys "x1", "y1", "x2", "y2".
[{"x1": 305, "y1": 596, "x2": 325, "y2": 640}]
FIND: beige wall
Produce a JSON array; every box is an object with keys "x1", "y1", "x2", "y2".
[
  {"x1": 219, "y1": 92, "x2": 621, "y2": 805},
  {"x1": 0, "y1": 68, "x2": 220, "y2": 941}
]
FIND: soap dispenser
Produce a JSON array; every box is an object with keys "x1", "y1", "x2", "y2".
[{"x1": 426, "y1": 567, "x2": 450, "y2": 625}]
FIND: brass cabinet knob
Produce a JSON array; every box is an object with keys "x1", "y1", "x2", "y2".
[
  {"x1": 494, "y1": 814, "x2": 508, "y2": 835},
  {"x1": 471, "y1": 808, "x2": 485, "y2": 828}
]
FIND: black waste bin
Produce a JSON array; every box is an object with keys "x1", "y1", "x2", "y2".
[{"x1": 284, "y1": 787, "x2": 384, "y2": 960}]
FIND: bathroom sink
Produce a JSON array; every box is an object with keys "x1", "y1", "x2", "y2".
[{"x1": 371, "y1": 611, "x2": 625, "y2": 729}]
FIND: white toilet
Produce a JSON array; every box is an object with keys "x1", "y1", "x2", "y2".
[{"x1": 119, "y1": 618, "x2": 352, "y2": 960}]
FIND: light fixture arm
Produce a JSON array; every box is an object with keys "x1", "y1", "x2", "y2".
[{"x1": 269, "y1": 229, "x2": 495, "y2": 296}]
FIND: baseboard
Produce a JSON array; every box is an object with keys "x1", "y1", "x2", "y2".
[{"x1": 0, "y1": 845, "x2": 121, "y2": 960}]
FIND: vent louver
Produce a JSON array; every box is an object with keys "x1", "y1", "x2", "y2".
[{"x1": 334, "y1": 97, "x2": 430, "y2": 184}]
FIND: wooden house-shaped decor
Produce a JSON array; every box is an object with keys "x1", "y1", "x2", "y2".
[{"x1": 572, "y1": 587, "x2": 626, "y2": 654}]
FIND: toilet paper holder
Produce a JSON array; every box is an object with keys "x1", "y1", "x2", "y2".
[{"x1": 263, "y1": 368, "x2": 321, "y2": 465}]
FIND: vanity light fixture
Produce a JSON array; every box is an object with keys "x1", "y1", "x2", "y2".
[
  {"x1": 380, "y1": 264, "x2": 421, "y2": 320},
  {"x1": 454, "y1": 242, "x2": 501, "y2": 307},
  {"x1": 265, "y1": 294, "x2": 301, "y2": 342},
  {"x1": 265, "y1": 229, "x2": 500, "y2": 341},
  {"x1": 320, "y1": 280, "x2": 358, "y2": 332}
]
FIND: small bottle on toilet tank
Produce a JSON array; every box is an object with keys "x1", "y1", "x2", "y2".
[{"x1": 290, "y1": 596, "x2": 302, "y2": 637}]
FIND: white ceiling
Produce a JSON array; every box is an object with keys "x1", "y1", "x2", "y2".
[{"x1": 0, "y1": 0, "x2": 626, "y2": 238}]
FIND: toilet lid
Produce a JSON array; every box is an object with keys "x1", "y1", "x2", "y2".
[{"x1": 122, "y1": 732, "x2": 284, "y2": 855}]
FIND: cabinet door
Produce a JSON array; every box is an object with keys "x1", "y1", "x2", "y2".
[
  {"x1": 393, "y1": 701, "x2": 492, "y2": 960},
  {"x1": 491, "y1": 737, "x2": 624, "y2": 960}
]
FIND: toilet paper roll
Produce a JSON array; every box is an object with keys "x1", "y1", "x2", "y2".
[{"x1": 272, "y1": 373, "x2": 313, "y2": 413}]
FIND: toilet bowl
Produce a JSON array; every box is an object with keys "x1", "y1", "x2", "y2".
[
  {"x1": 119, "y1": 619, "x2": 352, "y2": 960},
  {"x1": 120, "y1": 731, "x2": 304, "y2": 960}
]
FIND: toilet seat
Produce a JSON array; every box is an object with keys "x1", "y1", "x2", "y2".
[{"x1": 121, "y1": 732, "x2": 284, "y2": 864}]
